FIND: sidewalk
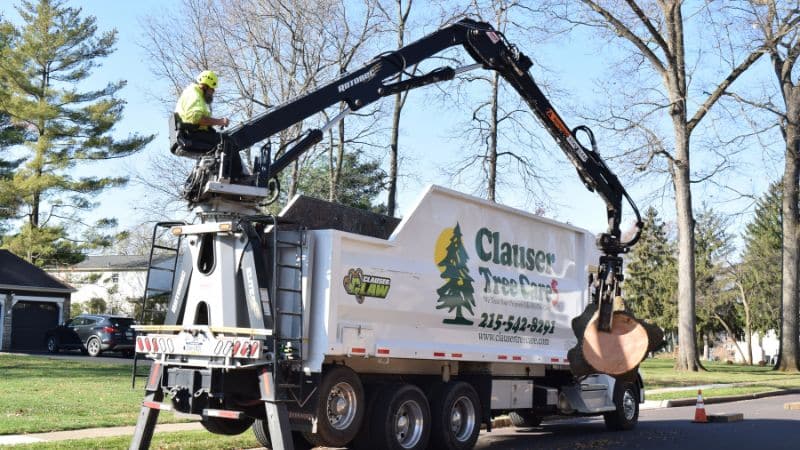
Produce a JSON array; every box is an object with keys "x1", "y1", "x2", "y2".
[{"x1": 0, "y1": 422, "x2": 202, "y2": 446}]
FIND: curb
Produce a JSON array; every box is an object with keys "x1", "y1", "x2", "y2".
[{"x1": 659, "y1": 388, "x2": 800, "y2": 408}]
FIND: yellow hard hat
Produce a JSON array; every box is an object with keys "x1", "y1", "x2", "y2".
[{"x1": 196, "y1": 70, "x2": 219, "y2": 89}]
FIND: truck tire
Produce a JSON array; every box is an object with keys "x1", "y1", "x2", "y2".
[
  {"x1": 351, "y1": 383, "x2": 379, "y2": 450},
  {"x1": 86, "y1": 337, "x2": 102, "y2": 357},
  {"x1": 46, "y1": 336, "x2": 59, "y2": 354},
  {"x1": 603, "y1": 381, "x2": 639, "y2": 431},
  {"x1": 251, "y1": 419, "x2": 311, "y2": 450},
  {"x1": 429, "y1": 381, "x2": 480, "y2": 450},
  {"x1": 509, "y1": 410, "x2": 542, "y2": 428},
  {"x1": 363, "y1": 383, "x2": 431, "y2": 450},
  {"x1": 201, "y1": 416, "x2": 254, "y2": 435},
  {"x1": 302, "y1": 365, "x2": 365, "y2": 447}
]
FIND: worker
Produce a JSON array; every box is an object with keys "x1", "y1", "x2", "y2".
[{"x1": 174, "y1": 70, "x2": 243, "y2": 181}]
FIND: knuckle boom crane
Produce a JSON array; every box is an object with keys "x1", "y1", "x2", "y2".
[
  {"x1": 134, "y1": 17, "x2": 664, "y2": 450},
  {"x1": 213, "y1": 18, "x2": 663, "y2": 377}
]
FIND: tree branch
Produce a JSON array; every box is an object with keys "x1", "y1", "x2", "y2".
[
  {"x1": 688, "y1": 47, "x2": 766, "y2": 134},
  {"x1": 581, "y1": 0, "x2": 668, "y2": 76}
]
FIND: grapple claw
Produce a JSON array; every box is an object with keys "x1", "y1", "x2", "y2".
[{"x1": 567, "y1": 303, "x2": 664, "y2": 380}]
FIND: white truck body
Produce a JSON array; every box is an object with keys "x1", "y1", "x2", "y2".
[
  {"x1": 299, "y1": 184, "x2": 599, "y2": 375},
  {"x1": 133, "y1": 185, "x2": 640, "y2": 450}
]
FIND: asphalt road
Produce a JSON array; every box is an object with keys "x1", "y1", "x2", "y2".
[{"x1": 475, "y1": 393, "x2": 800, "y2": 450}]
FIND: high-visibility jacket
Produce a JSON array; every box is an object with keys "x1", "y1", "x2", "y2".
[{"x1": 175, "y1": 83, "x2": 210, "y2": 129}]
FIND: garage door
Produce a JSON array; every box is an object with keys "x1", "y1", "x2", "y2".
[{"x1": 11, "y1": 301, "x2": 60, "y2": 351}]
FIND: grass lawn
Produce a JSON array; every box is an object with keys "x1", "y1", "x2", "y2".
[
  {"x1": 640, "y1": 356, "x2": 800, "y2": 400},
  {"x1": 0, "y1": 354, "x2": 183, "y2": 435},
  {"x1": 3, "y1": 353, "x2": 799, "y2": 438},
  {"x1": 9, "y1": 430, "x2": 261, "y2": 450},
  {"x1": 640, "y1": 357, "x2": 800, "y2": 388}
]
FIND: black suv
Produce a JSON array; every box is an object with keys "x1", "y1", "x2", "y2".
[{"x1": 45, "y1": 314, "x2": 137, "y2": 357}]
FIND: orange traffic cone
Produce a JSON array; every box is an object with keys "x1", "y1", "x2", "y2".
[{"x1": 692, "y1": 389, "x2": 708, "y2": 423}]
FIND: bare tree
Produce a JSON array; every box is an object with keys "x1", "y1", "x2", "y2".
[
  {"x1": 739, "y1": 0, "x2": 800, "y2": 372},
  {"x1": 443, "y1": 0, "x2": 553, "y2": 204},
  {"x1": 140, "y1": 0, "x2": 390, "y2": 209},
  {"x1": 549, "y1": 1, "x2": 768, "y2": 371},
  {"x1": 377, "y1": 0, "x2": 415, "y2": 216},
  {"x1": 322, "y1": 0, "x2": 383, "y2": 203}
]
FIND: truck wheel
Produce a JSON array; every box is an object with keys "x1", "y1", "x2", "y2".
[
  {"x1": 509, "y1": 410, "x2": 542, "y2": 428},
  {"x1": 86, "y1": 337, "x2": 102, "y2": 357},
  {"x1": 251, "y1": 419, "x2": 311, "y2": 450},
  {"x1": 46, "y1": 336, "x2": 59, "y2": 354},
  {"x1": 366, "y1": 383, "x2": 431, "y2": 450},
  {"x1": 351, "y1": 383, "x2": 379, "y2": 450},
  {"x1": 603, "y1": 381, "x2": 639, "y2": 431},
  {"x1": 429, "y1": 381, "x2": 480, "y2": 450},
  {"x1": 201, "y1": 416, "x2": 254, "y2": 435},
  {"x1": 302, "y1": 365, "x2": 365, "y2": 447}
]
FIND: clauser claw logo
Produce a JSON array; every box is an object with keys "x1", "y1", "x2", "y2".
[{"x1": 343, "y1": 268, "x2": 391, "y2": 303}]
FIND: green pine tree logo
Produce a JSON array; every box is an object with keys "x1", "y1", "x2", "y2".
[{"x1": 435, "y1": 223, "x2": 476, "y2": 325}]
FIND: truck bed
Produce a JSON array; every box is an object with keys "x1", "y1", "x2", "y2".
[{"x1": 287, "y1": 185, "x2": 599, "y2": 373}]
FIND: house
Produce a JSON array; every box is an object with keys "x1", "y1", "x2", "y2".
[
  {"x1": 710, "y1": 330, "x2": 780, "y2": 364},
  {"x1": 0, "y1": 250, "x2": 74, "y2": 352},
  {"x1": 47, "y1": 255, "x2": 175, "y2": 317}
]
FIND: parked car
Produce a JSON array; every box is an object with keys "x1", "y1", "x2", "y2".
[{"x1": 45, "y1": 314, "x2": 137, "y2": 357}]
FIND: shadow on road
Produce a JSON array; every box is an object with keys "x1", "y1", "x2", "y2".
[{"x1": 475, "y1": 418, "x2": 798, "y2": 450}]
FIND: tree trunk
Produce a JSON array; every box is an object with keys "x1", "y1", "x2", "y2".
[
  {"x1": 702, "y1": 333, "x2": 709, "y2": 360},
  {"x1": 673, "y1": 134, "x2": 700, "y2": 371},
  {"x1": 335, "y1": 116, "x2": 346, "y2": 202},
  {"x1": 714, "y1": 313, "x2": 747, "y2": 364},
  {"x1": 386, "y1": 0, "x2": 410, "y2": 217},
  {"x1": 487, "y1": 72, "x2": 499, "y2": 202},
  {"x1": 739, "y1": 282, "x2": 753, "y2": 364},
  {"x1": 327, "y1": 129, "x2": 335, "y2": 202},
  {"x1": 288, "y1": 160, "x2": 299, "y2": 200},
  {"x1": 388, "y1": 93, "x2": 401, "y2": 216},
  {"x1": 778, "y1": 93, "x2": 800, "y2": 372}
]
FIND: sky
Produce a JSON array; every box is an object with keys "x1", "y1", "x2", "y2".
[{"x1": 1, "y1": 1, "x2": 782, "y2": 254}]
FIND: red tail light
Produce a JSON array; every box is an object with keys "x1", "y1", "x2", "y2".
[{"x1": 103, "y1": 326, "x2": 117, "y2": 333}]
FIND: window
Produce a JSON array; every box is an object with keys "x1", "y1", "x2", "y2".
[{"x1": 110, "y1": 273, "x2": 119, "y2": 283}]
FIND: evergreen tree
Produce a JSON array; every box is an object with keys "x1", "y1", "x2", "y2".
[
  {"x1": 295, "y1": 150, "x2": 387, "y2": 213},
  {"x1": 0, "y1": 16, "x2": 25, "y2": 234},
  {"x1": 740, "y1": 182, "x2": 782, "y2": 335},
  {"x1": 436, "y1": 223, "x2": 476, "y2": 325},
  {"x1": 624, "y1": 207, "x2": 677, "y2": 334},
  {"x1": 694, "y1": 205, "x2": 740, "y2": 354},
  {"x1": 0, "y1": 0, "x2": 153, "y2": 265}
]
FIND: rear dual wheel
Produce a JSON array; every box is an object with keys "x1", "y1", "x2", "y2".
[
  {"x1": 302, "y1": 365, "x2": 365, "y2": 448},
  {"x1": 356, "y1": 383, "x2": 431, "y2": 450},
  {"x1": 429, "y1": 382, "x2": 481, "y2": 450}
]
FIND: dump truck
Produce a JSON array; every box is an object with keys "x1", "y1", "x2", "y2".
[{"x1": 129, "y1": 18, "x2": 663, "y2": 450}]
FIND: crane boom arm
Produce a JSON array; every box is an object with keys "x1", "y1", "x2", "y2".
[{"x1": 220, "y1": 18, "x2": 645, "y2": 334}]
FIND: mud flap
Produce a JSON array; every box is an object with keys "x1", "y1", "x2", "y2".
[{"x1": 567, "y1": 303, "x2": 664, "y2": 382}]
